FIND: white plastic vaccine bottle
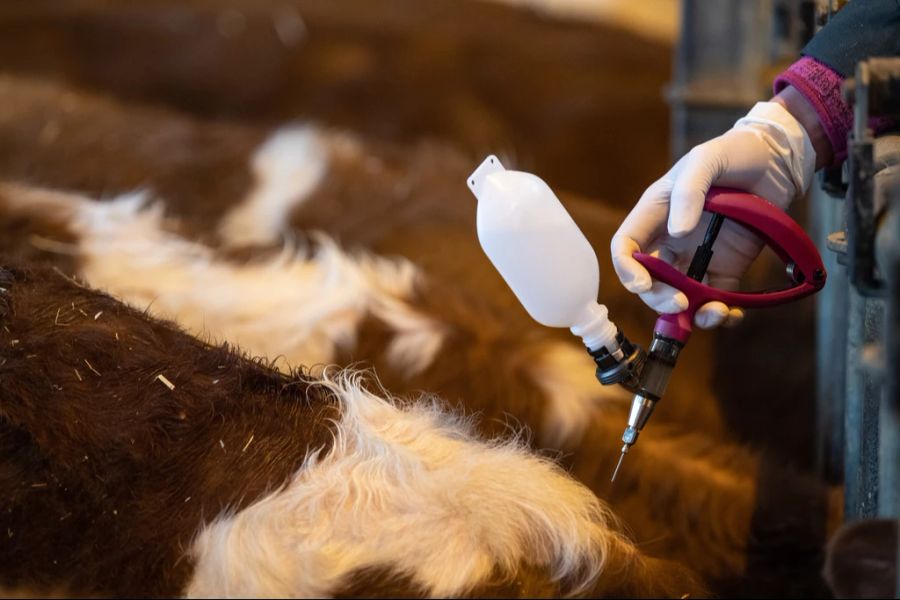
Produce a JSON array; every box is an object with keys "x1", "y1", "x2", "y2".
[{"x1": 468, "y1": 155, "x2": 620, "y2": 354}]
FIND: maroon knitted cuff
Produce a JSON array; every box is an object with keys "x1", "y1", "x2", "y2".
[{"x1": 774, "y1": 56, "x2": 853, "y2": 164}]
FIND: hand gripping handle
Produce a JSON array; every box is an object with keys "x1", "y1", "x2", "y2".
[{"x1": 632, "y1": 187, "x2": 827, "y2": 343}]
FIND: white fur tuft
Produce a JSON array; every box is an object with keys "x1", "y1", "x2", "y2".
[
  {"x1": 186, "y1": 372, "x2": 617, "y2": 598},
  {"x1": 219, "y1": 125, "x2": 329, "y2": 248},
  {"x1": 1, "y1": 184, "x2": 444, "y2": 374}
]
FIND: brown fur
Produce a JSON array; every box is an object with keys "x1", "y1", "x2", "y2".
[
  {"x1": 0, "y1": 201, "x2": 80, "y2": 274},
  {"x1": 0, "y1": 75, "x2": 264, "y2": 242},
  {"x1": 0, "y1": 263, "x2": 338, "y2": 595}
]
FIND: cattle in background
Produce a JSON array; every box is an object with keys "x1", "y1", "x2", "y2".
[
  {"x1": 0, "y1": 261, "x2": 707, "y2": 598},
  {"x1": 0, "y1": 0, "x2": 672, "y2": 204}
]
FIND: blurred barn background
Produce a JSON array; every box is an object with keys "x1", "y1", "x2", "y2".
[{"x1": 1, "y1": 0, "x2": 895, "y2": 598}]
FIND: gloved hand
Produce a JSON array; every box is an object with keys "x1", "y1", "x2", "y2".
[{"x1": 611, "y1": 101, "x2": 817, "y2": 328}]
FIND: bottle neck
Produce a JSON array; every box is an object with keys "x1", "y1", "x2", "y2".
[{"x1": 570, "y1": 302, "x2": 619, "y2": 355}]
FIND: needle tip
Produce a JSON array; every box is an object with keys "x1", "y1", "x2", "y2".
[{"x1": 611, "y1": 451, "x2": 626, "y2": 482}]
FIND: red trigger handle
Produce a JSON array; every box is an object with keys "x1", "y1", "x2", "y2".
[{"x1": 631, "y1": 187, "x2": 827, "y2": 344}]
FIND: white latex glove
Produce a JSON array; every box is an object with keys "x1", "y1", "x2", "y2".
[{"x1": 611, "y1": 101, "x2": 817, "y2": 329}]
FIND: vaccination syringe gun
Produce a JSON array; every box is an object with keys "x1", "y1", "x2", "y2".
[{"x1": 468, "y1": 155, "x2": 827, "y2": 481}]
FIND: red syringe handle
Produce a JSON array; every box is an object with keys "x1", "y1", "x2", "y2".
[{"x1": 632, "y1": 187, "x2": 827, "y2": 344}]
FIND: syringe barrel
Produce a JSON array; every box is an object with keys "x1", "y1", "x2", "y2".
[{"x1": 637, "y1": 334, "x2": 683, "y2": 401}]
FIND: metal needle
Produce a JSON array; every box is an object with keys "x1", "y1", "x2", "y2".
[{"x1": 611, "y1": 445, "x2": 629, "y2": 482}]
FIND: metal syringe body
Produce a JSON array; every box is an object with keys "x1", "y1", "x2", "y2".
[
  {"x1": 612, "y1": 334, "x2": 683, "y2": 480},
  {"x1": 612, "y1": 213, "x2": 725, "y2": 481}
]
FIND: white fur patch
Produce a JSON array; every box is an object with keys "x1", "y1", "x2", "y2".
[
  {"x1": 186, "y1": 372, "x2": 617, "y2": 598},
  {"x1": 529, "y1": 341, "x2": 628, "y2": 447},
  {"x1": 2, "y1": 184, "x2": 444, "y2": 375},
  {"x1": 219, "y1": 125, "x2": 329, "y2": 248}
]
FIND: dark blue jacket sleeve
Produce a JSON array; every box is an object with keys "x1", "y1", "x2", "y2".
[{"x1": 802, "y1": 0, "x2": 900, "y2": 76}]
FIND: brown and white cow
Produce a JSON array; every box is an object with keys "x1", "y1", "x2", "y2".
[{"x1": 0, "y1": 261, "x2": 706, "y2": 598}]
